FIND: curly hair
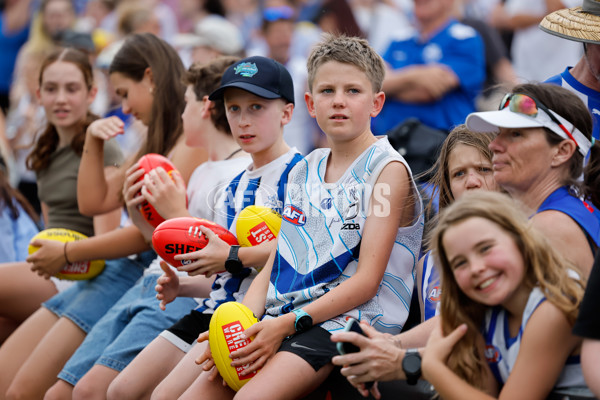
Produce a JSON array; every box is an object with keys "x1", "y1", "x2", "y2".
[
  {"x1": 432, "y1": 191, "x2": 584, "y2": 390},
  {"x1": 182, "y1": 56, "x2": 239, "y2": 135}
]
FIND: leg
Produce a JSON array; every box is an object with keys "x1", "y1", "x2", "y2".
[
  {"x1": 44, "y1": 379, "x2": 73, "y2": 400},
  {"x1": 178, "y1": 364, "x2": 237, "y2": 400},
  {"x1": 6, "y1": 316, "x2": 86, "y2": 400},
  {"x1": 0, "y1": 307, "x2": 58, "y2": 398},
  {"x1": 72, "y1": 365, "x2": 119, "y2": 400},
  {"x1": 110, "y1": 336, "x2": 186, "y2": 400},
  {"x1": 234, "y1": 352, "x2": 334, "y2": 400},
  {"x1": 0, "y1": 262, "x2": 58, "y2": 339},
  {"x1": 151, "y1": 341, "x2": 210, "y2": 400}
]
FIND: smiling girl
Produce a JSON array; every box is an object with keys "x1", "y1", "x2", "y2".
[{"x1": 422, "y1": 191, "x2": 587, "y2": 399}]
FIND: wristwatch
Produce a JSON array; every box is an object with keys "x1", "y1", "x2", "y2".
[
  {"x1": 402, "y1": 348, "x2": 422, "y2": 385},
  {"x1": 292, "y1": 309, "x2": 313, "y2": 333},
  {"x1": 225, "y1": 245, "x2": 244, "y2": 275}
]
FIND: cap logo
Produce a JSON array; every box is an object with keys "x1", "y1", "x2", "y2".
[{"x1": 234, "y1": 62, "x2": 258, "y2": 78}]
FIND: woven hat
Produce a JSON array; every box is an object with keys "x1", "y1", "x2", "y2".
[{"x1": 540, "y1": 0, "x2": 600, "y2": 44}]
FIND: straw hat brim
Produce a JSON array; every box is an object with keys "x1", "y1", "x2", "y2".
[{"x1": 540, "y1": 6, "x2": 600, "y2": 44}]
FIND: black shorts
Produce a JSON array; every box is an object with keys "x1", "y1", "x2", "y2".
[
  {"x1": 160, "y1": 309, "x2": 212, "y2": 352},
  {"x1": 278, "y1": 326, "x2": 338, "y2": 371}
]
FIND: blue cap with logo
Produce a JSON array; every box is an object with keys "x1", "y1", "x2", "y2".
[{"x1": 209, "y1": 56, "x2": 295, "y2": 104}]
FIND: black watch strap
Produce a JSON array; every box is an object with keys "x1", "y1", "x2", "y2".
[{"x1": 402, "y1": 348, "x2": 422, "y2": 385}]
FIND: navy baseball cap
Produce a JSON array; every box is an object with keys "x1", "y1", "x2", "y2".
[{"x1": 209, "y1": 56, "x2": 295, "y2": 104}]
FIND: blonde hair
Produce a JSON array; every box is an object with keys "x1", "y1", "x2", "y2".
[
  {"x1": 306, "y1": 33, "x2": 385, "y2": 93},
  {"x1": 432, "y1": 191, "x2": 584, "y2": 389}
]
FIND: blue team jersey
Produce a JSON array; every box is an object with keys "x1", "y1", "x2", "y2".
[
  {"x1": 372, "y1": 19, "x2": 485, "y2": 134},
  {"x1": 545, "y1": 68, "x2": 600, "y2": 140}
]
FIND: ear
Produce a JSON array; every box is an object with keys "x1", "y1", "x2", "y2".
[
  {"x1": 87, "y1": 86, "x2": 98, "y2": 106},
  {"x1": 369, "y1": 91, "x2": 385, "y2": 118},
  {"x1": 36, "y1": 87, "x2": 41, "y2": 102},
  {"x1": 201, "y1": 95, "x2": 212, "y2": 119},
  {"x1": 280, "y1": 102, "x2": 294, "y2": 126},
  {"x1": 143, "y1": 67, "x2": 154, "y2": 90},
  {"x1": 551, "y1": 139, "x2": 577, "y2": 167},
  {"x1": 304, "y1": 91, "x2": 316, "y2": 119}
]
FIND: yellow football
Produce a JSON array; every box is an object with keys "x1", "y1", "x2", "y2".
[
  {"x1": 235, "y1": 205, "x2": 282, "y2": 247},
  {"x1": 28, "y1": 228, "x2": 105, "y2": 280},
  {"x1": 209, "y1": 301, "x2": 260, "y2": 391}
]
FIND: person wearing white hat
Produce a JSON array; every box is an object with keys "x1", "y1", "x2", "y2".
[
  {"x1": 466, "y1": 82, "x2": 599, "y2": 278},
  {"x1": 543, "y1": 0, "x2": 600, "y2": 140}
]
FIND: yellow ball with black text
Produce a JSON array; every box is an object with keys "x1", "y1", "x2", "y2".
[
  {"x1": 209, "y1": 301, "x2": 260, "y2": 391},
  {"x1": 235, "y1": 205, "x2": 282, "y2": 247},
  {"x1": 28, "y1": 228, "x2": 105, "y2": 280}
]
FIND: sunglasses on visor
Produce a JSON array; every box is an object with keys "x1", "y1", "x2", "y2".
[{"x1": 499, "y1": 93, "x2": 591, "y2": 156}]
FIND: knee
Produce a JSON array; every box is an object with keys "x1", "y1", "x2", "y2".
[
  {"x1": 150, "y1": 382, "x2": 172, "y2": 400},
  {"x1": 106, "y1": 378, "x2": 135, "y2": 400},
  {"x1": 72, "y1": 379, "x2": 99, "y2": 400},
  {"x1": 44, "y1": 381, "x2": 73, "y2": 400}
]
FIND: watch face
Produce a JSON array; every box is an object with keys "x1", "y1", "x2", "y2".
[
  {"x1": 296, "y1": 315, "x2": 313, "y2": 333},
  {"x1": 403, "y1": 353, "x2": 421, "y2": 374},
  {"x1": 225, "y1": 259, "x2": 243, "y2": 275}
]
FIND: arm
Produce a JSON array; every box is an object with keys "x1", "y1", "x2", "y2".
[
  {"x1": 167, "y1": 136, "x2": 208, "y2": 185},
  {"x1": 425, "y1": 302, "x2": 580, "y2": 400},
  {"x1": 531, "y1": 211, "x2": 594, "y2": 277},
  {"x1": 581, "y1": 339, "x2": 600, "y2": 398},
  {"x1": 231, "y1": 162, "x2": 413, "y2": 371},
  {"x1": 27, "y1": 224, "x2": 150, "y2": 278},
  {"x1": 415, "y1": 256, "x2": 426, "y2": 322},
  {"x1": 78, "y1": 117, "x2": 127, "y2": 216},
  {"x1": 92, "y1": 207, "x2": 123, "y2": 235},
  {"x1": 383, "y1": 65, "x2": 459, "y2": 103}
]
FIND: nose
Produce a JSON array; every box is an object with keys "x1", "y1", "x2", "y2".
[
  {"x1": 121, "y1": 99, "x2": 131, "y2": 115},
  {"x1": 238, "y1": 110, "x2": 250, "y2": 127},
  {"x1": 465, "y1": 171, "x2": 482, "y2": 190},
  {"x1": 56, "y1": 88, "x2": 67, "y2": 103},
  {"x1": 470, "y1": 259, "x2": 485, "y2": 276},
  {"x1": 488, "y1": 135, "x2": 503, "y2": 153},
  {"x1": 332, "y1": 91, "x2": 345, "y2": 107}
]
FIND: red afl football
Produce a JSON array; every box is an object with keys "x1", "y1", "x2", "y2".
[
  {"x1": 136, "y1": 153, "x2": 183, "y2": 228},
  {"x1": 152, "y1": 217, "x2": 238, "y2": 267}
]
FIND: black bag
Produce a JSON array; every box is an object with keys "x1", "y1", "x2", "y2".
[{"x1": 385, "y1": 118, "x2": 448, "y2": 180}]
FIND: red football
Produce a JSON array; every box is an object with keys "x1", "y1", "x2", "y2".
[
  {"x1": 152, "y1": 217, "x2": 238, "y2": 268},
  {"x1": 136, "y1": 153, "x2": 183, "y2": 228}
]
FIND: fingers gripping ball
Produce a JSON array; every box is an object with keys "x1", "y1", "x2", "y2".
[
  {"x1": 209, "y1": 302, "x2": 260, "y2": 391},
  {"x1": 235, "y1": 206, "x2": 282, "y2": 247},
  {"x1": 28, "y1": 229, "x2": 105, "y2": 280},
  {"x1": 136, "y1": 153, "x2": 186, "y2": 228},
  {"x1": 152, "y1": 217, "x2": 238, "y2": 267}
]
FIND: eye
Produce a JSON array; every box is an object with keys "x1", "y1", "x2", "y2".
[
  {"x1": 480, "y1": 244, "x2": 493, "y2": 254},
  {"x1": 251, "y1": 104, "x2": 262, "y2": 111},
  {"x1": 451, "y1": 258, "x2": 466, "y2": 270},
  {"x1": 511, "y1": 130, "x2": 522, "y2": 138},
  {"x1": 228, "y1": 105, "x2": 240, "y2": 112},
  {"x1": 348, "y1": 88, "x2": 360, "y2": 94},
  {"x1": 453, "y1": 170, "x2": 465, "y2": 178},
  {"x1": 321, "y1": 88, "x2": 333, "y2": 94},
  {"x1": 479, "y1": 166, "x2": 493, "y2": 173}
]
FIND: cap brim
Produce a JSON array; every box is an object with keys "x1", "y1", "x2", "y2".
[
  {"x1": 466, "y1": 108, "x2": 544, "y2": 133},
  {"x1": 209, "y1": 82, "x2": 282, "y2": 101},
  {"x1": 540, "y1": 7, "x2": 600, "y2": 45}
]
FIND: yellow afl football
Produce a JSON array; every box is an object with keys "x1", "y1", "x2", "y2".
[
  {"x1": 28, "y1": 228, "x2": 105, "y2": 280},
  {"x1": 209, "y1": 301, "x2": 260, "y2": 391},
  {"x1": 235, "y1": 205, "x2": 282, "y2": 247}
]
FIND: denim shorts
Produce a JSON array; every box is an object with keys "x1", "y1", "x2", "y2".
[
  {"x1": 42, "y1": 250, "x2": 155, "y2": 333},
  {"x1": 57, "y1": 273, "x2": 198, "y2": 385}
]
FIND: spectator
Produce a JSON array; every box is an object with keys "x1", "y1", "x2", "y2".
[
  {"x1": 0, "y1": 33, "x2": 205, "y2": 399},
  {"x1": 372, "y1": 0, "x2": 485, "y2": 134},
  {"x1": 191, "y1": 34, "x2": 423, "y2": 399},
  {"x1": 574, "y1": 252, "x2": 600, "y2": 397},
  {"x1": 466, "y1": 83, "x2": 600, "y2": 276},
  {"x1": 333, "y1": 191, "x2": 588, "y2": 399},
  {"x1": 542, "y1": 0, "x2": 600, "y2": 140},
  {"x1": 489, "y1": 0, "x2": 582, "y2": 83},
  {"x1": 0, "y1": 0, "x2": 34, "y2": 113},
  {"x1": 0, "y1": 48, "x2": 123, "y2": 348}
]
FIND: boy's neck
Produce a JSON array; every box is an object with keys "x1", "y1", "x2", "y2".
[
  {"x1": 250, "y1": 138, "x2": 291, "y2": 170},
  {"x1": 325, "y1": 132, "x2": 378, "y2": 182}
]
